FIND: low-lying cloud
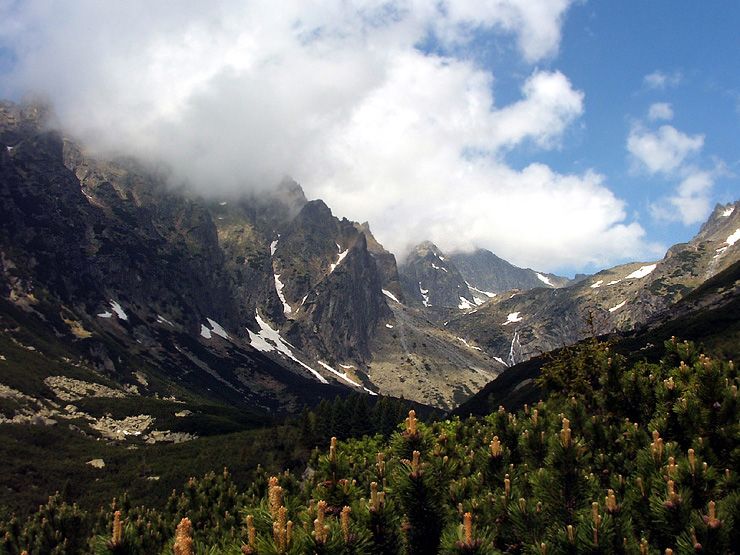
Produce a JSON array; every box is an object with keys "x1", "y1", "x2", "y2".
[{"x1": 0, "y1": 0, "x2": 660, "y2": 271}]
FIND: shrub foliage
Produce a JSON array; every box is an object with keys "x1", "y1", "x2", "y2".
[{"x1": 1, "y1": 338, "x2": 737, "y2": 554}]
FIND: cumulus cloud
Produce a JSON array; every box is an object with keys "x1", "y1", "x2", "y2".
[
  {"x1": 627, "y1": 124, "x2": 704, "y2": 174},
  {"x1": 629, "y1": 107, "x2": 723, "y2": 226},
  {"x1": 650, "y1": 169, "x2": 716, "y2": 225},
  {"x1": 643, "y1": 70, "x2": 682, "y2": 90},
  {"x1": 647, "y1": 102, "x2": 673, "y2": 121},
  {"x1": 438, "y1": 0, "x2": 574, "y2": 61},
  {"x1": 0, "y1": 0, "x2": 659, "y2": 271}
]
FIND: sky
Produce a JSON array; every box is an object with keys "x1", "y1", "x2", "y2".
[{"x1": 0, "y1": 0, "x2": 738, "y2": 275}]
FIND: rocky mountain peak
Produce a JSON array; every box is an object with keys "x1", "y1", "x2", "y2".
[
  {"x1": 295, "y1": 198, "x2": 333, "y2": 224},
  {"x1": 448, "y1": 248, "x2": 571, "y2": 294},
  {"x1": 694, "y1": 201, "x2": 739, "y2": 244},
  {"x1": 272, "y1": 178, "x2": 308, "y2": 217},
  {"x1": 399, "y1": 241, "x2": 476, "y2": 310},
  {"x1": 411, "y1": 240, "x2": 444, "y2": 257}
]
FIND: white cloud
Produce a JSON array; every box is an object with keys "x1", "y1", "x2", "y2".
[
  {"x1": 650, "y1": 170, "x2": 713, "y2": 225},
  {"x1": 630, "y1": 104, "x2": 724, "y2": 227},
  {"x1": 438, "y1": 0, "x2": 574, "y2": 61},
  {"x1": 650, "y1": 163, "x2": 732, "y2": 226},
  {"x1": 627, "y1": 124, "x2": 704, "y2": 174},
  {"x1": 0, "y1": 0, "x2": 659, "y2": 270},
  {"x1": 643, "y1": 70, "x2": 682, "y2": 90},
  {"x1": 488, "y1": 70, "x2": 584, "y2": 149},
  {"x1": 647, "y1": 102, "x2": 673, "y2": 121}
]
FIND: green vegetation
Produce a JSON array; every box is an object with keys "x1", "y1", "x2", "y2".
[{"x1": 1, "y1": 338, "x2": 738, "y2": 553}]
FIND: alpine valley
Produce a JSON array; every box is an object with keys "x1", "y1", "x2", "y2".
[
  {"x1": 1, "y1": 99, "x2": 739, "y2": 526},
  {"x1": 1, "y1": 100, "x2": 739, "y2": 419}
]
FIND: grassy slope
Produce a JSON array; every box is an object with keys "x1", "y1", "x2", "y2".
[{"x1": 0, "y1": 421, "x2": 310, "y2": 517}]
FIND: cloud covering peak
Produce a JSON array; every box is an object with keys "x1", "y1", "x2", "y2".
[{"x1": 0, "y1": 0, "x2": 660, "y2": 271}]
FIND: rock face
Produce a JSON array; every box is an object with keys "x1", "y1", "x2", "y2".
[
  {"x1": 0, "y1": 100, "x2": 352, "y2": 411},
  {"x1": 355, "y1": 222, "x2": 404, "y2": 304},
  {"x1": 399, "y1": 242, "x2": 477, "y2": 309},
  {"x1": 449, "y1": 248, "x2": 571, "y2": 294},
  {"x1": 397, "y1": 241, "x2": 571, "y2": 313},
  {"x1": 266, "y1": 199, "x2": 390, "y2": 362},
  {"x1": 0, "y1": 100, "x2": 490, "y2": 409}
]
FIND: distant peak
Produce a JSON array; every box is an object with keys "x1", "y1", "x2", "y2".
[
  {"x1": 300, "y1": 198, "x2": 332, "y2": 216},
  {"x1": 696, "y1": 199, "x2": 739, "y2": 242},
  {"x1": 412, "y1": 240, "x2": 443, "y2": 256}
]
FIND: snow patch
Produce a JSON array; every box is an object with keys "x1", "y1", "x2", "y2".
[
  {"x1": 725, "y1": 228, "x2": 740, "y2": 247},
  {"x1": 590, "y1": 280, "x2": 604, "y2": 289},
  {"x1": 722, "y1": 206, "x2": 735, "y2": 217},
  {"x1": 715, "y1": 228, "x2": 740, "y2": 257},
  {"x1": 219, "y1": 201, "x2": 227, "y2": 206},
  {"x1": 419, "y1": 283, "x2": 430, "y2": 307},
  {"x1": 609, "y1": 300, "x2": 627, "y2": 313},
  {"x1": 270, "y1": 239, "x2": 278, "y2": 256},
  {"x1": 467, "y1": 282, "x2": 495, "y2": 306},
  {"x1": 329, "y1": 244, "x2": 349, "y2": 273},
  {"x1": 431, "y1": 263, "x2": 448, "y2": 272},
  {"x1": 318, "y1": 360, "x2": 362, "y2": 388},
  {"x1": 466, "y1": 282, "x2": 496, "y2": 298},
  {"x1": 206, "y1": 318, "x2": 229, "y2": 339},
  {"x1": 626, "y1": 264, "x2": 657, "y2": 279},
  {"x1": 458, "y1": 296, "x2": 475, "y2": 310},
  {"x1": 109, "y1": 301, "x2": 128, "y2": 321},
  {"x1": 247, "y1": 312, "x2": 328, "y2": 383},
  {"x1": 156, "y1": 314, "x2": 174, "y2": 327},
  {"x1": 382, "y1": 289, "x2": 400, "y2": 303},
  {"x1": 274, "y1": 274, "x2": 292, "y2": 315},
  {"x1": 97, "y1": 311, "x2": 113, "y2": 319},
  {"x1": 536, "y1": 273, "x2": 554, "y2": 286},
  {"x1": 607, "y1": 279, "x2": 621, "y2": 286},
  {"x1": 339, "y1": 364, "x2": 355, "y2": 369},
  {"x1": 493, "y1": 356, "x2": 508, "y2": 367},
  {"x1": 456, "y1": 337, "x2": 482, "y2": 351},
  {"x1": 502, "y1": 312, "x2": 523, "y2": 325},
  {"x1": 386, "y1": 324, "x2": 394, "y2": 329},
  {"x1": 200, "y1": 325, "x2": 211, "y2": 339}
]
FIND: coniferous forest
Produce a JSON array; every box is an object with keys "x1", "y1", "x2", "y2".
[{"x1": 1, "y1": 337, "x2": 737, "y2": 554}]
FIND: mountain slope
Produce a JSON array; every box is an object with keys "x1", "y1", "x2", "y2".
[
  {"x1": 1, "y1": 99, "x2": 737, "y2": 413},
  {"x1": 449, "y1": 248, "x2": 571, "y2": 293},
  {"x1": 1, "y1": 100, "x2": 502, "y2": 410},
  {"x1": 452, "y1": 257, "x2": 740, "y2": 416},
  {"x1": 444, "y1": 201, "x2": 740, "y2": 367},
  {"x1": 399, "y1": 241, "x2": 477, "y2": 309}
]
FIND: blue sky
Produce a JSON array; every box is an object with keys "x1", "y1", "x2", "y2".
[
  {"x1": 0, "y1": 1, "x2": 737, "y2": 274},
  {"x1": 459, "y1": 0, "x2": 740, "y2": 254}
]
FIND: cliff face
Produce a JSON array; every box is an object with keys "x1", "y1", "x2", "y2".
[{"x1": 399, "y1": 241, "x2": 475, "y2": 309}]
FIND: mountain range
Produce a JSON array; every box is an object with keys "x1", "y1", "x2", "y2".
[{"x1": 1, "y1": 99, "x2": 739, "y2": 435}]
